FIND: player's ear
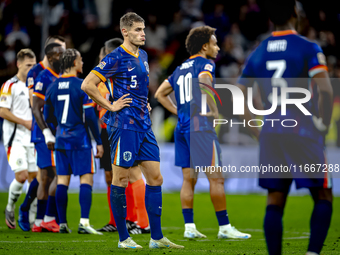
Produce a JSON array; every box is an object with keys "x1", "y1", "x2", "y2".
[
  {"x1": 121, "y1": 27, "x2": 128, "y2": 38},
  {"x1": 202, "y1": 42, "x2": 208, "y2": 52}
]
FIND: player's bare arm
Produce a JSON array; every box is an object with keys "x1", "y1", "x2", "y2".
[
  {"x1": 199, "y1": 74, "x2": 219, "y2": 119},
  {"x1": 0, "y1": 107, "x2": 31, "y2": 130},
  {"x1": 236, "y1": 84, "x2": 260, "y2": 140},
  {"x1": 155, "y1": 80, "x2": 177, "y2": 115},
  {"x1": 32, "y1": 96, "x2": 48, "y2": 131},
  {"x1": 312, "y1": 71, "x2": 333, "y2": 130},
  {"x1": 81, "y1": 72, "x2": 132, "y2": 112}
]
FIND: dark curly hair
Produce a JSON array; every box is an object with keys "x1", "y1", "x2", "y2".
[
  {"x1": 60, "y1": 49, "x2": 79, "y2": 74},
  {"x1": 265, "y1": 0, "x2": 296, "y2": 26},
  {"x1": 185, "y1": 26, "x2": 216, "y2": 56}
]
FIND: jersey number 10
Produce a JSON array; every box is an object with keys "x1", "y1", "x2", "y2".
[{"x1": 177, "y1": 73, "x2": 193, "y2": 104}]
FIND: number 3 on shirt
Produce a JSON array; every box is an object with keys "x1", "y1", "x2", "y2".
[{"x1": 58, "y1": 94, "x2": 69, "y2": 124}]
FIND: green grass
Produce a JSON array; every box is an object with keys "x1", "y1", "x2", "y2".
[{"x1": 0, "y1": 192, "x2": 339, "y2": 254}]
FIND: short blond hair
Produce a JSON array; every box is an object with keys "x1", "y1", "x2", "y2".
[
  {"x1": 120, "y1": 12, "x2": 144, "y2": 31},
  {"x1": 17, "y1": 48, "x2": 36, "y2": 62}
]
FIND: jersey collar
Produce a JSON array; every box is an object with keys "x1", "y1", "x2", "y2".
[
  {"x1": 121, "y1": 45, "x2": 139, "y2": 58},
  {"x1": 39, "y1": 61, "x2": 46, "y2": 69},
  {"x1": 189, "y1": 54, "x2": 203, "y2": 59},
  {"x1": 46, "y1": 66, "x2": 60, "y2": 78},
  {"x1": 61, "y1": 74, "x2": 76, "y2": 78},
  {"x1": 271, "y1": 30, "x2": 298, "y2": 37}
]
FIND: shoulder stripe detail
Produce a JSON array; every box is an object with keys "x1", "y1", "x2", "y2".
[
  {"x1": 199, "y1": 71, "x2": 213, "y2": 81},
  {"x1": 83, "y1": 102, "x2": 96, "y2": 109},
  {"x1": 39, "y1": 61, "x2": 46, "y2": 70},
  {"x1": 91, "y1": 70, "x2": 107, "y2": 82},
  {"x1": 46, "y1": 67, "x2": 59, "y2": 78},
  {"x1": 33, "y1": 92, "x2": 45, "y2": 100},
  {"x1": 1, "y1": 81, "x2": 15, "y2": 94}
]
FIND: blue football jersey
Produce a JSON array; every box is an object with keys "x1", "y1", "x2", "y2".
[
  {"x1": 26, "y1": 61, "x2": 45, "y2": 89},
  {"x1": 167, "y1": 55, "x2": 216, "y2": 133},
  {"x1": 31, "y1": 67, "x2": 59, "y2": 143},
  {"x1": 0, "y1": 117, "x2": 3, "y2": 142},
  {"x1": 44, "y1": 75, "x2": 94, "y2": 150},
  {"x1": 91, "y1": 45, "x2": 151, "y2": 132},
  {"x1": 237, "y1": 30, "x2": 328, "y2": 142}
]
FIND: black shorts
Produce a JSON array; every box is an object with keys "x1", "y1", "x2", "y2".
[{"x1": 100, "y1": 128, "x2": 112, "y2": 171}]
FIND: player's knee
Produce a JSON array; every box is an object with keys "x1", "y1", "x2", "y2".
[
  {"x1": 317, "y1": 189, "x2": 333, "y2": 203},
  {"x1": 151, "y1": 174, "x2": 163, "y2": 186},
  {"x1": 208, "y1": 177, "x2": 224, "y2": 186},
  {"x1": 15, "y1": 171, "x2": 28, "y2": 183},
  {"x1": 118, "y1": 176, "x2": 129, "y2": 187}
]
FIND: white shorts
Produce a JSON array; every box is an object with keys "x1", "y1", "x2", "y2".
[{"x1": 6, "y1": 142, "x2": 37, "y2": 173}]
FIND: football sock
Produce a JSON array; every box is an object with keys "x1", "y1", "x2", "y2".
[
  {"x1": 21, "y1": 178, "x2": 38, "y2": 211},
  {"x1": 145, "y1": 184, "x2": 163, "y2": 240},
  {"x1": 107, "y1": 186, "x2": 116, "y2": 226},
  {"x1": 45, "y1": 196, "x2": 57, "y2": 219},
  {"x1": 182, "y1": 208, "x2": 194, "y2": 224},
  {"x1": 308, "y1": 200, "x2": 332, "y2": 254},
  {"x1": 36, "y1": 199, "x2": 47, "y2": 223},
  {"x1": 6, "y1": 179, "x2": 24, "y2": 211},
  {"x1": 216, "y1": 210, "x2": 230, "y2": 226},
  {"x1": 126, "y1": 182, "x2": 136, "y2": 222},
  {"x1": 131, "y1": 179, "x2": 148, "y2": 228},
  {"x1": 264, "y1": 205, "x2": 283, "y2": 255},
  {"x1": 79, "y1": 184, "x2": 92, "y2": 219},
  {"x1": 56, "y1": 184, "x2": 68, "y2": 224},
  {"x1": 80, "y1": 218, "x2": 90, "y2": 227},
  {"x1": 110, "y1": 185, "x2": 129, "y2": 242}
]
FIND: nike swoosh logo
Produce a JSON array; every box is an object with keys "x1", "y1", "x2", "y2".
[
  {"x1": 123, "y1": 206, "x2": 127, "y2": 208},
  {"x1": 128, "y1": 67, "x2": 136, "y2": 72}
]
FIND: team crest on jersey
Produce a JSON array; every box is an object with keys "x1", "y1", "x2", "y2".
[
  {"x1": 0, "y1": 96, "x2": 6, "y2": 102},
  {"x1": 144, "y1": 61, "x2": 149, "y2": 73},
  {"x1": 16, "y1": 158, "x2": 23, "y2": 166},
  {"x1": 123, "y1": 151, "x2": 132, "y2": 162},
  {"x1": 97, "y1": 61, "x2": 106, "y2": 70},
  {"x1": 317, "y1": 52, "x2": 326, "y2": 65},
  {"x1": 204, "y1": 64, "x2": 213, "y2": 72},
  {"x1": 35, "y1": 82, "x2": 43, "y2": 91},
  {"x1": 28, "y1": 77, "x2": 34, "y2": 87}
]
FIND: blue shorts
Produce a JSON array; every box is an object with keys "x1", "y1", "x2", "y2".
[
  {"x1": 35, "y1": 142, "x2": 55, "y2": 169},
  {"x1": 174, "y1": 130, "x2": 222, "y2": 169},
  {"x1": 55, "y1": 149, "x2": 95, "y2": 176},
  {"x1": 107, "y1": 126, "x2": 160, "y2": 168},
  {"x1": 259, "y1": 133, "x2": 332, "y2": 192}
]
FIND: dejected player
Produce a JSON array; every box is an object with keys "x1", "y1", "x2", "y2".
[
  {"x1": 44, "y1": 49, "x2": 104, "y2": 234},
  {"x1": 155, "y1": 26, "x2": 251, "y2": 239},
  {"x1": 237, "y1": 0, "x2": 333, "y2": 254},
  {"x1": 81, "y1": 12, "x2": 184, "y2": 249}
]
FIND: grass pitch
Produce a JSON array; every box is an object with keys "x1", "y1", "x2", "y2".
[{"x1": 0, "y1": 192, "x2": 339, "y2": 254}]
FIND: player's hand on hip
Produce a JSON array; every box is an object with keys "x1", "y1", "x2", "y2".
[
  {"x1": 95, "y1": 145, "x2": 104, "y2": 158},
  {"x1": 110, "y1": 94, "x2": 132, "y2": 112},
  {"x1": 47, "y1": 142, "x2": 55, "y2": 151},
  {"x1": 22, "y1": 120, "x2": 32, "y2": 131},
  {"x1": 312, "y1": 116, "x2": 328, "y2": 132},
  {"x1": 200, "y1": 111, "x2": 219, "y2": 119}
]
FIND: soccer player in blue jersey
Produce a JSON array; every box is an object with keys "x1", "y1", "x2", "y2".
[
  {"x1": 81, "y1": 12, "x2": 184, "y2": 249},
  {"x1": 29, "y1": 42, "x2": 65, "y2": 233},
  {"x1": 237, "y1": 1, "x2": 333, "y2": 254},
  {"x1": 18, "y1": 36, "x2": 66, "y2": 232},
  {"x1": 155, "y1": 26, "x2": 251, "y2": 239},
  {"x1": 43, "y1": 49, "x2": 104, "y2": 234}
]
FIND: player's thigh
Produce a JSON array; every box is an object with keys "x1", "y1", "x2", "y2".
[
  {"x1": 182, "y1": 167, "x2": 198, "y2": 183},
  {"x1": 80, "y1": 173, "x2": 94, "y2": 186},
  {"x1": 174, "y1": 131, "x2": 191, "y2": 168},
  {"x1": 100, "y1": 128, "x2": 112, "y2": 172},
  {"x1": 267, "y1": 190, "x2": 289, "y2": 208},
  {"x1": 14, "y1": 170, "x2": 28, "y2": 183},
  {"x1": 111, "y1": 164, "x2": 131, "y2": 187},
  {"x1": 129, "y1": 166, "x2": 142, "y2": 183},
  {"x1": 135, "y1": 130, "x2": 160, "y2": 165},
  {"x1": 6, "y1": 143, "x2": 28, "y2": 175},
  {"x1": 309, "y1": 187, "x2": 333, "y2": 203},
  {"x1": 139, "y1": 161, "x2": 163, "y2": 186},
  {"x1": 58, "y1": 175, "x2": 71, "y2": 186},
  {"x1": 35, "y1": 142, "x2": 55, "y2": 170}
]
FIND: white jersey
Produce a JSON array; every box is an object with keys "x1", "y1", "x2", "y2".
[{"x1": 0, "y1": 76, "x2": 32, "y2": 147}]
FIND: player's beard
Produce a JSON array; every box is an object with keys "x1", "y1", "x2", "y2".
[{"x1": 52, "y1": 61, "x2": 62, "y2": 74}]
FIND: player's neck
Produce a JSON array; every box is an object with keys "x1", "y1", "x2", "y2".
[
  {"x1": 42, "y1": 56, "x2": 49, "y2": 68},
  {"x1": 62, "y1": 69, "x2": 77, "y2": 77},
  {"x1": 122, "y1": 41, "x2": 139, "y2": 56},
  {"x1": 274, "y1": 20, "x2": 296, "y2": 32},
  {"x1": 16, "y1": 72, "x2": 26, "y2": 83},
  {"x1": 195, "y1": 51, "x2": 207, "y2": 59}
]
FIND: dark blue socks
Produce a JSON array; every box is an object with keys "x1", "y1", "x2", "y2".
[
  {"x1": 56, "y1": 184, "x2": 68, "y2": 224},
  {"x1": 110, "y1": 185, "x2": 129, "y2": 242},
  {"x1": 145, "y1": 184, "x2": 163, "y2": 240},
  {"x1": 264, "y1": 205, "x2": 283, "y2": 255},
  {"x1": 308, "y1": 200, "x2": 333, "y2": 253},
  {"x1": 36, "y1": 200, "x2": 47, "y2": 220},
  {"x1": 79, "y1": 184, "x2": 92, "y2": 219},
  {"x1": 182, "y1": 208, "x2": 194, "y2": 224},
  {"x1": 21, "y1": 178, "x2": 38, "y2": 211},
  {"x1": 216, "y1": 210, "x2": 230, "y2": 226},
  {"x1": 46, "y1": 196, "x2": 57, "y2": 217}
]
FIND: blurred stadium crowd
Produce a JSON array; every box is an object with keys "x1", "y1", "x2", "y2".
[{"x1": 0, "y1": 0, "x2": 340, "y2": 145}]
